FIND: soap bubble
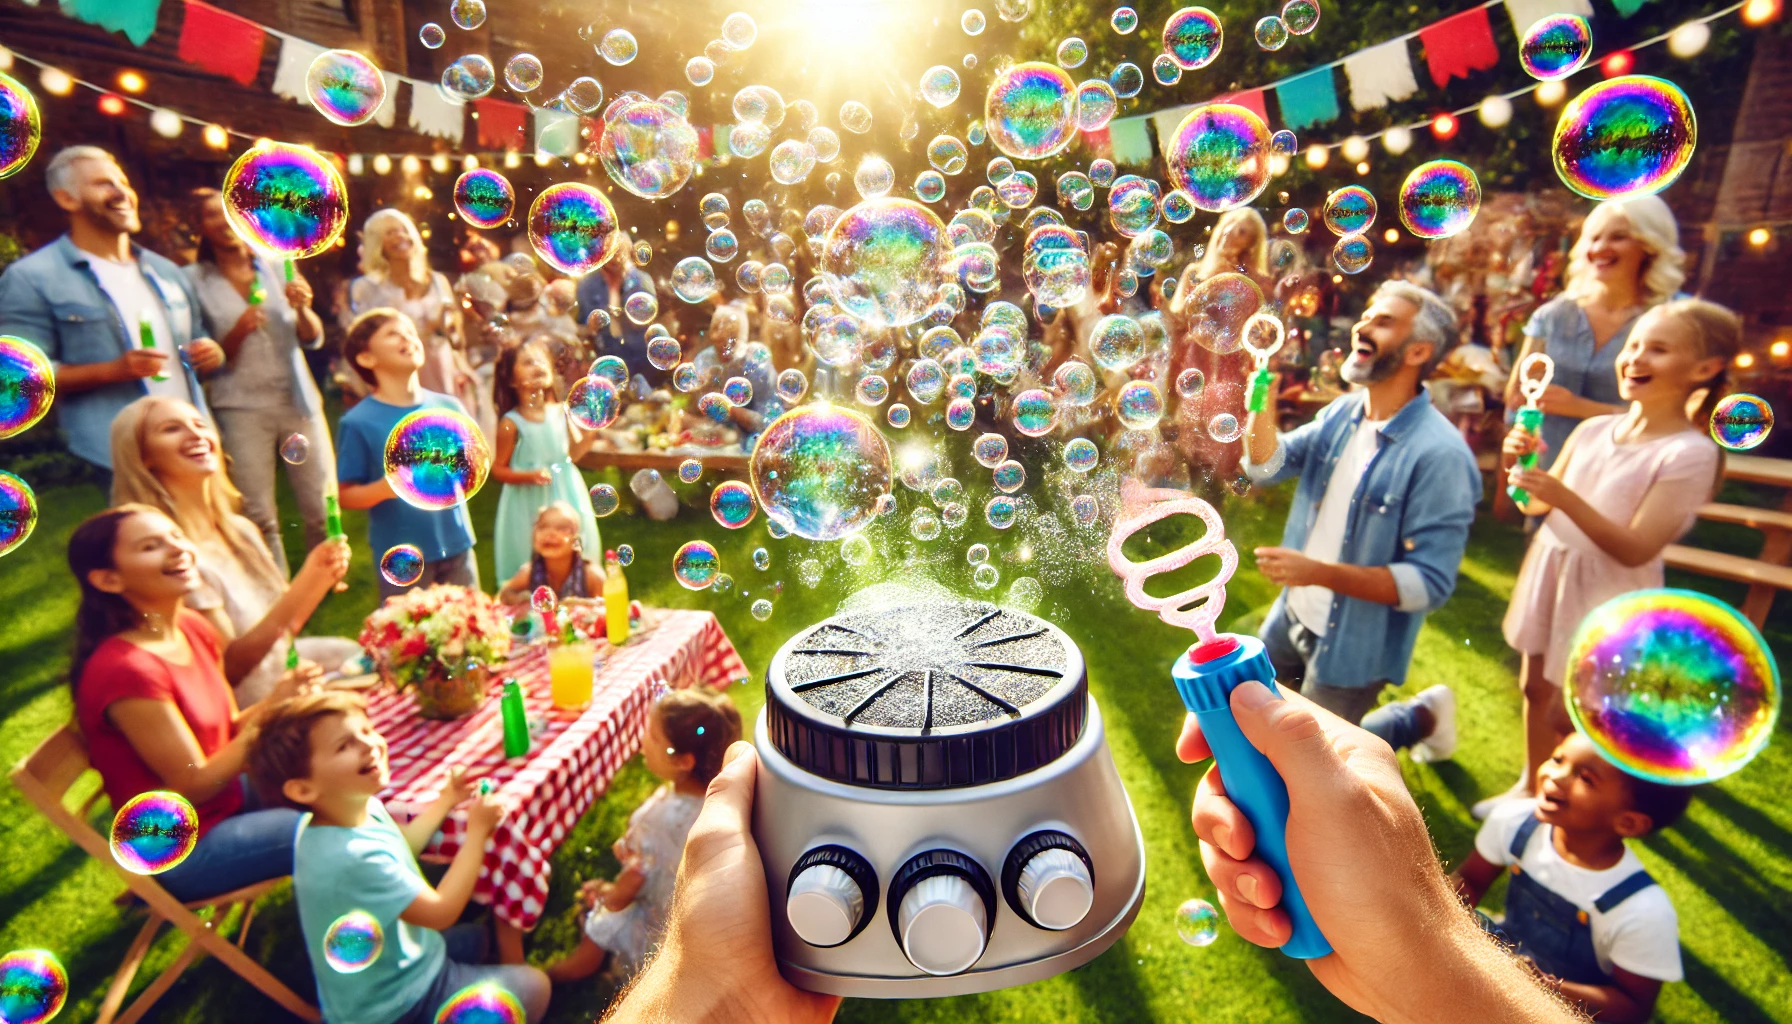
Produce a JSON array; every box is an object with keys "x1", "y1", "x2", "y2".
[
  {"x1": 419, "y1": 23, "x2": 445, "y2": 48},
  {"x1": 617, "y1": 544, "x2": 633, "y2": 566},
  {"x1": 1165, "y1": 104, "x2": 1272, "y2": 212},
  {"x1": 268, "y1": 433, "x2": 309, "y2": 467},
  {"x1": 973, "y1": 433, "x2": 1010, "y2": 468},
  {"x1": 1208, "y1": 412, "x2": 1241, "y2": 442},
  {"x1": 1553, "y1": 76, "x2": 1696, "y2": 201},
  {"x1": 441, "y1": 55, "x2": 496, "y2": 100},
  {"x1": 435, "y1": 982, "x2": 524, "y2": 1024},
  {"x1": 1056, "y1": 171, "x2": 1094, "y2": 210},
  {"x1": 1091, "y1": 314, "x2": 1145, "y2": 371},
  {"x1": 588, "y1": 309, "x2": 612, "y2": 332},
  {"x1": 589, "y1": 484, "x2": 620, "y2": 518},
  {"x1": 379, "y1": 544, "x2": 425, "y2": 586},
  {"x1": 1117, "y1": 381, "x2": 1164, "y2": 431},
  {"x1": 946, "y1": 398, "x2": 976, "y2": 431},
  {"x1": 685, "y1": 56, "x2": 716, "y2": 86},
  {"x1": 646, "y1": 337, "x2": 682, "y2": 371},
  {"x1": 1022, "y1": 225, "x2": 1091, "y2": 309},
  {"x1": 1055, "y1": 360, "x2": 1098, "y2": 406},
  {"x1": 985, "y1": 496, "x2": 1019, "y2": 531},
  {"x1": 0, "y1": 470, "x2": 35, "y2": 557},
  {"x1": 598, "y1": 100, "x2": 699, "y2": 200},
  {"x1": 1566, "y1": 589, "x2": 1780, "y2": 785},
  {"x1": 0, "y1": 74, "x2": 36, "y2": 183},
  {"x1": 1108, "y1": 62, "x2": 1144, "y2": 99},
  {"x1": 1163, "y1": 7, "x2": 1224, "y2": 70},
  {"x1": 776, "y1": 369, "x2": 809, "y2": 404},
  {"x1": 1398, "y1": 160, "x2": 1482, "y2": 239},
  {"x1": 914, "y1": 171, "x2": 948, "y2": 204},
  {"x1": 855, "y1": 375, "x2": 889, "y2": 406},
  {"x1": 1521, "y1": 14, "x2": 1592, "y2": 81},
  {"x1": 820, "y1": 199, "x2": 947, "y2": 328},
  {"x1": 769, "y1": 140, "x2": 817, "y2": 185},
  {"x1": 1057, "y1": 37, "x2": 1089, "y2": 69},
  {"x1": 564, "y1": 77, "x2": 604, "y2": 114},
  {"x1": 0, "y1": 949, "x2": 66, "y2": 1024},
  {"x1": 567, "y1": 376, "x2": 620, "y2": 431},
  {"x1": 1270, "y1": 129, "x2": 1298, "y2": 157},
  {"x1": 1112, "y1": 6, "x2": 1139, "y2": 32},
  {"x1": 222, "y1": 142, "x2": 349, "y2": 259},
  {"x1": 503, "y1": 53, "x2": 543, "y2": 93},
  {"x1": 1153, "y1": 55, "x2": 1183, "y2": 86},
  {"x1": 306, "y1": 50, "x2": 388, "y2": 126},
  {"x1": 673, "y1": 541, "x2": 721, "y2": 590},
  {"x1": 383, "y1": 407, "x2": 491, "y2": 510},
  {"x1": 733, "y1": 85, "x2": 785, "y2": 127},
  {"x1": 1176, "y1": 898, "x2": 1219, "y2": 946},
  {"x1": 600, "y1": 28, "x2": 638, "y2": 65},
  {"x1": 839, "y1": 101, "x2": 873, "y2": 133},
  {"x1": 985, "y1": 62, "x2": 1078, "y2": 161},
  {"x1": 751, "y1": 598, "x2": 773, "y2": 620},
  {"x1": 1090, "y1": 159, "x2": 1117, "y2": 187},
  {"x1": 1321, "y1": 185, "x2": 1377, "y2": 235},
  {"x1": 1108, "y1": 175, "x2": 1163, "y2": 237},
  {"x1": 450, "y1": 0, "x2": 485, "y2": 29},
  {"x1": 1013, "y1": 388, "x2": 1058, "y2": 437},
  {"x1": 454, "y1": 169, "x2": 515, "y2": 230},
  {"x1": 1710, "y1": 394, "x2": 1773, "y2": 451},
  {"x1": 797, "y1": 558, "x2": 825, "y2": 588},
  {"x1": 992, "y1": 459, "x2": 1026, "y2": 493},
  {"x1": 973, "y1": 563, "x2": 1001, "y2": 588},
  {"x1": 723, "y1": 375, "x2": 755, "y2": 406},
  {"x1": 855, "y1": 157, "x2": 895, "y2": 199},
  {"x1": 699, "y1": 228, "x2": 738, "y2": 264},
  {"x1": 1064, "y1": 437, "x2": 1099, "y2": 472},
  {"x1": 323, "y1": 910, "x2": 385, "y2": 974},
  {"x1": 1175, "y1": 367, "x2": 1207, "y2": 399},
  {"x1": 1332, "y1": 233, "x2": 1374, "y2": 274},
  {"x1": 677, "y1": 459, "x2": 703, "y2": 484},
  {"x1": 1283, "y1": 208, "x2": 1309, "y2": 234},
  {"x1": 921, "y1": 66, "x2": 962, "y2": 107},
  {"x1": 1258, "y1": 16, "x2": 1290, "y2": 50},
  {"x1": 530, "y1": 585, "x2": 558, "y2": 616},
  {"x1": 926, "y1": 135, "x2": 969, "y2": 176},
  {"x1": 1283, "y1": 0, "x2": 1320, "y2": 34},
  {"x1": 996, "y1": 170, "x2": 1039, "y2": 208},
  {"x1": 1071, "y1": 493, "x2": 1100, "y2": 526},
  {"x1": 670, "y1": 257, "x2": 718, "y2": 303},
  {"x1": 751, "y1": 404, "x2": 891, "y2": 541},
  {"x1": 963, "y1": 9, "x2": 987, "y2": 33},
  {"x1": 110, "y1": 790, "x2": 199, "y2": 874},
  {"x1": 589, "y1": 355, "x2": 629, "y2": 388},
  {"x1": 887, "y1": 403, "x2": 912, "y2": 428},
  {"x1": 528, "y1": 182, "x2": 621, "y2": 276},
  {"x1": 832, "y1": 533, "x2": 871, "y2": 568},
  {"x1": 719, "y1": 11, "x2": 757, "y2": 47},
  {"x1": 0, "y1": 338, "x2": 53, "y2": 440},
  {"x1": 751, "y1": 547, "x2": 772, "y2": 571},
  {"x1": 710, "y1": 481, "x2": 758, "y2": 529}
]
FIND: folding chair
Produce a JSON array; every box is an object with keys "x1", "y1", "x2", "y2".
[{"x1": 10, "y1": 725, "x2": 320, "y2": 1024}]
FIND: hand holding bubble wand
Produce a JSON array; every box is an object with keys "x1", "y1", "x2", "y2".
[
  {"x1": 1507, "y1": 353, "x2": 1555, "y2": 506},
  {"x1": 1242, "y1": 311, "x2": 1286, "y2": 415},
  {"x1": 1108, "y1": 485, "x2": 1331, "y2": 959}
]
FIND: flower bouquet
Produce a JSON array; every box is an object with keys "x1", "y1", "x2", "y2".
[{"x1": 359, "y1": 584, "x2": 513, "y2": 720}]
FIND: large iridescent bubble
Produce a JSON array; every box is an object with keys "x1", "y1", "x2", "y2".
[
  {"x1": 750, "y1": 404, "x2": 892, "y2": 541},
  {"x1": 305, "y1": 49, "x2": 387, "y2": 126},
  {"x1": 820, "y1": 198, "x2": 947, "y2": 328},
  {"x1": 434, "y1": 982, "x2": 524, "y2": 1024},
  {"x1": 0, "y1": 949, "x2": 66, "y2": 1024},
  {"x1": 597, "y1": 100, "x2": 699, "y2": 200},
  {"x1": 1710, "y1": 393, "x2": 1773, "y2": 451},
  {"x1": 110, "y1": 790, "x2": 199, "y2": 874},
  {"x1": 0, "y1": 72, "x2": 41, "y2": 181},
  {"x1": 1398, "y1": 160, "x2": 1482, "y2": 239},
  {"x1": 528, "y1": 182, "x2": 621, "y2": 276},
  {"x1": 0, "y1": 337, "x2": 54, "y2": 440},
  {"x1": 985, "y1": 62, "x2": 1078, "y2": 161},
  {"x1": 1180, "y1": 272, "x2": 1262, "y2": 354},
  {"x1": 0, "y1": 469, "x2": 34, "y2": 557},
  {"x1": 1566, "y1": 589, "x2": 1779, "y2": 785},
  {"x1": 1552, "y1": 75, "x2": 1696, "y2": 201},
  {"x1": 1165, "y1": 104, "x2": 1272, "y2": 212},
  {"x1": 323, "y1": 910, "x2": 385, "y2": 974},
  {"x1": 1162, "y1": 7, "x2": 1223, "y2": 70},
  {"x1": 222, "y1": 142, "x2": 348, "y2": 259},
  {"x1": 1321, "y1": 185, "x2": 1376, "y2": 235},
  {"x1": 453, "y1": 169, "x2": 514, "y2": 229},
  {"x1": 383, "y1": 407, "x2": 491, "y2": 510},
  {"x1": 1520, "y1": 14, "x2": 1592, "y2": 82}
]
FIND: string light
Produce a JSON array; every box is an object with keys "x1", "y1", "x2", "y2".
[
  {"x1": 461, "y1": 154, "x2": 479, "y2": 171},
  {"x1": 1304, "y1": 144, "x2": 1328, "y2": 169},
  {"x1": 1268, "y1": 153, "x2": 1291, "y2": 175},
  {"x1": 429, "y1": 153, "x2": 450, "y2": 174},
  {"x1": 115, "y1": 70, "x2": 145, "y2": 94},
  {"x1": 401, "y1": 154, "x2": 422, "y2": 175},
  {"x1": 1535, "y1": 79, "x2": 1567, "y2": 106},
  {"x1": 149, "y1": 108, "x2": 182, "y2": 138},
  {"x1": 1340, "y1": 135, "x2": 1369, "y2": 163},
  {"x1": 39, "y1": 67, "x2": 72, "y2": 95},
  {"x1": 97, "y1": 93, "x2": 125, "y2": 116},
  {"x1": 1479, "y1": 94, "x2": 1513, "y2": 128},
  {"x1": 372, "y1": 153, "x2": 393, "y2": 175},
  {"x1": 1383, "y1": 227, "x2": 1399, "y2": 243},
  {"x1": 1669, "y1": 21, "x2": 1712, "y2": 56},
  {"x1": 1748, "y1": 227, "x2": 1771, "y2": 246},
  {"x1": 1771, "y1": 339, "x2": 1790, "y2": 359},
  {"x1": 1742, "y1": 0, "x2": 1780, "y2": 25},
  {"x1": 1383, "y1": 127, "x2": 1413, "y2": 155},
  {"x1": 348, "y1": 153, "x2": 365, "y2": 175},
  {"x1": 1430, "y1": 112, "x2": 1458, "y2": 139},
  {"x1": 1736, "y1": 352, "x2": 1757, "y2": 369},
  {"x1": 1355, "y1": 161, "x2": 1370, "y2": 175},
  {"x1": 504, "y1": 151, "x2": 522, "y2": 169},
  {"x1": 202, "y1": 124, "x2": 229, "y2": 149},
  {"x1": 1601, "y1": 50, "x2": 1635, "y2": 77}
]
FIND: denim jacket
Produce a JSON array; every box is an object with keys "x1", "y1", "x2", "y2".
[
  {"x1": 0, "y1": 236, "x2": 209, "y2": 468},
  {"x1": 1248, "y1": 388, "x2": 1482, "y2": 687}
]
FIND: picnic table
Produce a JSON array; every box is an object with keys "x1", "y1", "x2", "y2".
[
  {"x1": 578, "y1": 445, "x2": 750, "y2": 475},
  {"x1": 362, "y1": 609, "x2": 747, "y2": 956},
  {"x1": 1669, "y1": 454, "x2": 1792, "y2": 626}
]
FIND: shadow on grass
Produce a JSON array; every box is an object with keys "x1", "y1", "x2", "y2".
[
  {"x1": 1681, "y1": 947, "x2": 1782, "y2": 1024},
  {"x1": 1643, "y1": 814, "x2": 1792, "y2": 973}
]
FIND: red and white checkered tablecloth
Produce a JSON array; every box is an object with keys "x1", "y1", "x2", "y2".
[{"x1": 365, "y1": 609, "x2": 748, "y2": 931}]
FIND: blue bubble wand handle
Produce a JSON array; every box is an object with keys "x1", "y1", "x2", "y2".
[
  {"x1": 1108, "y1": 485, "x2": 1332, "y2": 959},
  {"x1": 1506, "y1": 353, "x2": 1555, "y2": 506},
  {"x1": 1242, "y1": 311, "x2": 1286, "y2": 416}
]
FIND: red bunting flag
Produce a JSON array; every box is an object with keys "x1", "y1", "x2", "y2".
[
  {"x1": 473, "y1": 98, "x2": 528, "y2": 150},
  {"x1": 1418, "y1": 6, "x2": 1501, "y2": 88},
  {"x1": 176, "y1": 0, "x2": 265, "y2": 86},
  {"x1": 1210, "y1": 89, "x2": 1270, "y2": 126},
  {"x1": 695, "y1": 124, "x2": 714, "y2": 160},
  {"x1": 1080, "y1": 126, "x2": 1113, "y2": 159}
]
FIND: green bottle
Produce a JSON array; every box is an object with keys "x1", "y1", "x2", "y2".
[
  {"x1": 247, "y1": 276, "x2": 266, "y2": 306},
  {"x1": 138, "y1": 314, "x2": 167, "y2": 382},
  {"x1": 324, "y1": 493, "x2": 345, "y2": 540},
  {"x1": 1246, "y1": 366, "x2": 1274, "y2": 413},
  {"x1": 500, "y1": 679, "x2": 530, "y2": 758},
  {"x1": 1507, "y1": 406, "x2": 1545, "y2": 505}
]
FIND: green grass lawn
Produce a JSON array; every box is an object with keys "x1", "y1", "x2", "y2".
[{"x1": 1, "y1": 467, "x2": 1787, "y2": 1023}]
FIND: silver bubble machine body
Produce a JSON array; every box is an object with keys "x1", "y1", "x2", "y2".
[{"x1": 751, "y1": 599, "x2": 1146, "y2": 998}]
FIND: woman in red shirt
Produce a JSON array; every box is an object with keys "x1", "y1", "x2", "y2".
[{"x1": 69, "y1": 505, "x2": 318, "y2": 902}]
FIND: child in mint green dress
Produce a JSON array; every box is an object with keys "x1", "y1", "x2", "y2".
[{"x1": 492, "y1": 341, "x2": 600, "y2": 583}]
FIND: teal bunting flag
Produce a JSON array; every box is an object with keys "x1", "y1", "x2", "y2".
[
  {"x1": 1275, "y1": 67, "x2": 1340, "y2": 131},
  {"x1": 60, "y1": 0, "x2": 162, "y2": 46},
  {"x1": 1610, "y1": 0, "x2": 1657, "y2": 16}
]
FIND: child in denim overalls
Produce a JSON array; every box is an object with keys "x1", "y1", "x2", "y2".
[{"x1": 1453, "y1": 733, "x2": 1692, "y2": 1023}]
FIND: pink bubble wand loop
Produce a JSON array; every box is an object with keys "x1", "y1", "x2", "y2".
[{"x1": 1105, "y1": 486, "x2": 1332, "y2": 959}]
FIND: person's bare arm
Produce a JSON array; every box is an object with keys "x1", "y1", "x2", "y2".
[
  {"x1": 1252, "y1": 549, "x2": 1402, "y2": 606},
  {"x1": 399, "y1": 767, "x2": 475, "y2": 853},
  {"x1": 602, "y1": 863, "x2": 647, "y2": 911},
  {"x1": 497, "y1": 564, "x2": 533, "y2": 605},
  {"x1": 1508, "y1": 462, "x2": 1707, "y2": 568},
  {"x1": 399, "y1": 793, "x2": 502, "y2": 930},
  {"x1": 107, "y1": 699, "x2": 254, "y2": 804},
  {"x1": 57, "y1": 352, "x2": 169, "y2": 392},
  {"x1": 1555, "y1": 968, "x2": 1661, "y2": 1024},
  {"x1": 222, "y1": 539, "x2": 349, "y2": 683},
  {"x1": 337, "y1": 477, "x2": 396, "y2": 511},
  {"x1": 490, "y1": 417, "x2": 551, "y2": 485}
]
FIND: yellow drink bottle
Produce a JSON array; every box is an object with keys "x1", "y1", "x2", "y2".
[{"x1": 604, "y1": 550, "x2": 630, "y2": 645}]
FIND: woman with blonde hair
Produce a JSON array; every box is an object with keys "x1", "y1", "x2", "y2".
[
  {"x1": 1503, "y1": 194, "x2": 1686, "y2": 470},
  {"x1": 110, "y1": 396, "x2": 356, "y2": 703},
  {"x1": 343, "y1": 208, "x2": 474, "y2": 408}
]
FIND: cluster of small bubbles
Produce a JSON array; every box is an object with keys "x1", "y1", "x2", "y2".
[
  {"x1": 1117, "y1": 381, "x2": 1165, "y2": 431},
  {"x1": 887, "y1": 403, "x2": 912, "y2": 428},
  {"x1": 419, "y1": 23, "x2": 446, "y2": 48},
  {"x1": 1283, "y1": 208, "x2": 1310, "y2": 234},
  {"x1": 1255, "y1": 16, "x2": 1289, "y2": 50},
  {"x1": 1322, "y1": 185, "x2": 1377, "y2": 235},
  {"x1": 1208, "y1": 412, "x2": 1242, "y2": 442},
  {"x1": 992, "y1": 459, "x2": 1026, "y2": 493},
  {"x1": 674, "y1": 541, "x2": 721, "y2": 590},
  {"x1": 973, "y1": 433, "x2": 1010, "y2": 467},
  {"x1": 921, "y1": 66, "x2": 962, "y2": 108},
  {"x1": 1283, "y1": 0, "x2": 1320, "y2": 33},
  {"x1": 1153, "y1": 54, "x2": 1184, "y2": 86},
  {"x1": 946, "y1": 398, "x2": 976, "y2": 431},
  {"x1": 985, "y1": 496, "x2": 1019, "y2": 530},
  {"x1": 1176, "y1": 898, "x2": 1220, "y2": 946},
  {"x1": 379, "y1": 544, "x2": 425, "y2": 586},
  {"x1": 1112, "y1": 6, "x2": 1139, "y2": 32},
  {"x1": 600, "y1": 28, "x2": 638, "y2": 65},
  {"x1": 973, "y1": 563, "x2": 1001, "y2": 589},
  {"x1": 618, "y1": 543, "x2": 634, "y2": 566},
  {"x1": 1057, "y1": 37, "x2": 1090, "y2": 69},
  {"x1": 1054, "y1": 360, "x2": 1098, "y2": 405},
  {"x1": 1163, "y1": 6, "x2": 1223, "y2": 69},
  {"x1": 1071, "y1": 493, "x2": 1100, "y2": 525},
  {"x1": 751, "y1": 598, "x2": 774, "y2": 621},
  {"x1": 1090, "y1": 159, "x2": 1117, "y2": 186},
  {"x1": 839, "y1": 100, "x2": 873, "y2": 133},
  {"x1": 1091, "y1": 314, "x2": 1145, "y2": 371},
  {"x1": 1332, "y1": 233, "x2": 1374, "y2": 274},
  {"x1": 710, "y1": 480, "x2": 757, "y2": 528},
  {"x1": 855, "y1": 375, "x2": 890, "y2": 406},
  {"x1": 1109, "y1": 62, "x2": 1144, "y2": 99},
  {"x1": 450, "y1": 0, "x2": 486, "y2": 30},
  {"x1": 589, "y1": 484, "x2": 620, "y2": 517}
]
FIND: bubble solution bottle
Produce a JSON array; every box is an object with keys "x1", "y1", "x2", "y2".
[{"x1": 604, "y1": 549, "x2": 631, "y2": 645}]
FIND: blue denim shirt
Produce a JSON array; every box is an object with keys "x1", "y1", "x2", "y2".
[
  {"x1": 1248, "y1": 388, "x2": 1482, "y2": 688},
  {"x1": 0, "y1": 236, "x2": 209, "y2": 468},
  {"x1": 575, "y1": 267, "x2": 659, "y2": 385}
]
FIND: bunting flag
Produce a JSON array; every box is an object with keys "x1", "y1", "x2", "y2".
[
  {"x1": 694, "y1": 124, "x2": 713, "y2": 160},
  {"x1": 1610, "y1": 0, "x2": 1658, "y2": 15},
  {"x1": 1503, "y1": 0, "x2": 1595, "y2": 36},
  {"x1": 1276, "y1": 67, "x2": 1341, "y2": 130},
  {"x1": 176, "y1": 0, "x2": 266, "y2": 86},
  {"x1": 1108, "y1": 116, "x2": 1154, "y2": 166},
  {"x1": 407, "y1": 81, "x2": 466, "y2": 144},
  {"x1": 1344, "y1": 39, "x2": 1421, "y2": 111},
  {"x1": 1080, "y1": 125, "x2": 1114, "y2": 160},
  {"x1": 270, "y1": 35, "x2": 326, "y2": 104},
  {"x1": 474, "y1": 98, "x2": 528, "y2": 150},
  {"x1": 1212, "y1": 89, "x2": 1270, "y2": 125},
  {"x1": 1419, "y1": 6, "x2": 1502, "y2": 88},
  {"x1": 59, "y1": 0, "x2": 161, "y2": 47}
]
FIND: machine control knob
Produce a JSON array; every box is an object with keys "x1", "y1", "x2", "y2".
[
  {"x1": 1003, "y1": 830, "x2": 1097, "y2": 931},
  {"x1": 888, "y1": 850, "x2": 997, "y2": 976},
  {"x1": 785, "y1": 846, "x2": 878, "y2": 948}
]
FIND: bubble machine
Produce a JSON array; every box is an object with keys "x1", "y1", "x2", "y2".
[{"x1": 752, "y1": 599, "x2": 1146, "y2": 997}]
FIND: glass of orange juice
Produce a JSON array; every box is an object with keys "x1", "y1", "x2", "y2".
[{"x1": 548, "y1": 641, "x2": 594, "y2": 709}]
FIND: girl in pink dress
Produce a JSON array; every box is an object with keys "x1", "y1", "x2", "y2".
[{"x1": 1477, "y1": 300, "x2": 1741, "y2": 818}]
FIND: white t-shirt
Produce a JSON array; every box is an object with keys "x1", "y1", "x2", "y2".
[
  {"x1": 86, "y1": 254, "x2": 192, "y2": 406},
  {"x1": 1287, "y1": 415, "x2": 1387, "y2": 635},
  {"x1": 1476, "y1": 799, "x2": 1683, "y2": 982}
]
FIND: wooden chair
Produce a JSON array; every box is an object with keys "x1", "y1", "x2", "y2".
[{"x1": 10, "y1": 725, "x2": 320, "y2": 1024}]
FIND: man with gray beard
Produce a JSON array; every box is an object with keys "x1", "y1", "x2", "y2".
[{"x1": 1240, "y1": 280, "x2": 1481, "y2": 759}]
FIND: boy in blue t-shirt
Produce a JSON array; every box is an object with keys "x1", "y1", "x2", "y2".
[
  {"x1": 337, "y1": 309, "x2": 478, "y2": 601},
  {"x1": 249, "y1": 690, "x2": 549, "y2": 1024}
]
